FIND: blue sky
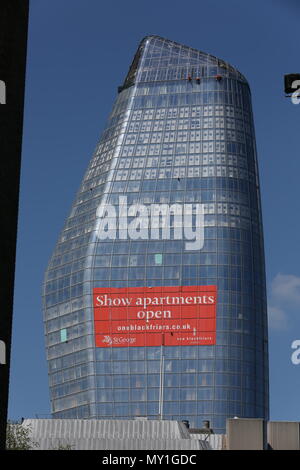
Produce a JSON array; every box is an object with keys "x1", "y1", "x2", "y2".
[{"x1": 8, "y1": 0, "x2": 300, "y2": 421}]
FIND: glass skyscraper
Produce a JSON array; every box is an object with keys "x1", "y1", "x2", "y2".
[{"x1": 43, "y1": 36, "x2": 269, "y2": 433}]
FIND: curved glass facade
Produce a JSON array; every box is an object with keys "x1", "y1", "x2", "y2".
[{"x1": 43, "y1": 36, "x2": 269, "y2": 433}]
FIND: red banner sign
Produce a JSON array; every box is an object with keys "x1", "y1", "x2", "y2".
[{"x1": 93, "y1": 285, "x2": 217, "y2": 347}]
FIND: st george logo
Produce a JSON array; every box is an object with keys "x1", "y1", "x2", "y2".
[
  {"x1": 102, "y1": 335, "x2": 113, "y2": 345},
  {"x1": 0, "y1": 80, "x2": 6, "y2": 104}
]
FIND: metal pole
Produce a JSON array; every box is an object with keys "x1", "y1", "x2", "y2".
[
  {"x1": 159, "y1": 335, "x2": 165, "y2": 420},
  {"x1": 159, "y1": 343, "x2": 162, "y2": 418},
  {"x1": 161, "y1": 354, "x2": 164, "y2": 420}
]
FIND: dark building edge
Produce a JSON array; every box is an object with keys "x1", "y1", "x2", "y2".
[{"x1": 0, "y1": 0, "x2": 29, "y2": 449}]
